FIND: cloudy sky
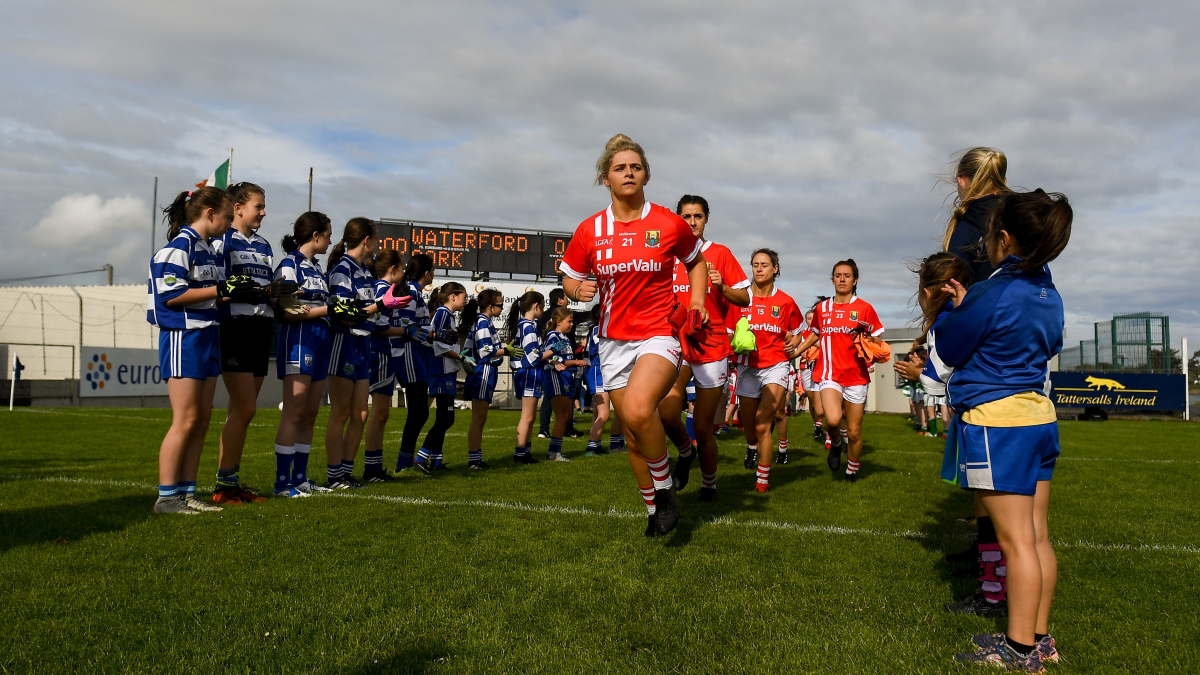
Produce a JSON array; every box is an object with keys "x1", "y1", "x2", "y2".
[{"x1": 2, "y1": 1, "x2": 1197, "y2": 354}]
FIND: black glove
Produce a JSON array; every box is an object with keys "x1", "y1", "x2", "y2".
[
  {"x1": 218, "y1": 274, "x2": 265, "y2": 303},
  {"x1": 267, "y1": 279, "x2": 299, "y2": 299},
  {"x1": 330, "y1": 297, "x2": 367, "y2": 324},
  {"x1": 431, "y1": 327, "x2": 459, "y2": 344}
]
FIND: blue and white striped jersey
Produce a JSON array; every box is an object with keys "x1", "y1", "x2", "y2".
[
  {"x1": 146, "y1": 226, "x2": 220, "y2": 330},
  {"x1": 327, "y1": 255, "x2": 375, "y2": 337},
  {"x1": 371, "y1": 279, "x2": 405, "y2": 357},
  {"x1": 429, "y1": 305, "x2": 460, "y2": 375},
  {"x1": 396, "y1": 280, "x2": 431, "y2": 333},
  {"x1": 510, "y1": 318, "x2": 541, "y2": 371},
  {"x1": 212, "y1": 228, "x2": 273, "y2": 318},
  {"x1": 274, "y1": 250, "x2": 329, "y2": 321},
  {"x1": 587, "y1": 324, "x2": 600, "y2": 367},
  {"x1": 920, "y1": 311, "x2": 953, "y2": 399},
  {"x1": 463, "y1": 313, "x2": 501, "y2": 364},
  {"x1": 543, "y1": 330, "x2": 573, "y2": 372}
]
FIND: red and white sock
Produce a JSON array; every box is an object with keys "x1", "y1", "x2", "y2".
[
  {"x1": 701, "y1": 470, "x2": 717, "y2": 489},
  {"x1": 644, "y1": 452, "x2": 673, "y2": 491},
  {"x1": 755, "y1": 463, "x2": 771, "y2": 487},
  {"x1": 639, "y1": 485, "x2": 656, "y2": 515},
  {"x1": 846, "y1": 459, "x2": 860, "y2": 475},
  {"x1": 778, "y1": 438, "x2": 788, "y2": 453}
]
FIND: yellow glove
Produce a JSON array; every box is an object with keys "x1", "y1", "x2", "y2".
[{"x1": 730, "y1": 316, "x2": 757, "y2": 354}]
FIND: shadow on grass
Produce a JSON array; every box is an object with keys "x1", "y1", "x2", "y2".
[
  {"x1": 0, "y1": 494, "x2": 148, "y2": 553},
  {"x1": 344, "y1": 643, "x2": 451, "y2": 675},
  {"x1": 914, "y1": 479, "x2": 980, "y2": 599}
]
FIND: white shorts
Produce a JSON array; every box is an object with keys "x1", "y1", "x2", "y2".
[
  {"x1": 598, "y1": 335, "x2": 682, "y2": 391},
  {"x1": 927, "y1": 394, "x2": 946, "y2": 407},
  {"x1": 734, "y1": 362, "x2": 791, "y2": 399},
  {"x1": 684, "y1": 357, "x2": 729, "y2": 390},
  {"x1": 815, "y1": 380, "x2": 869, "y2": 405},
  {"x1": 800, "y1": 365, "x2": 814, "y2": 393}
]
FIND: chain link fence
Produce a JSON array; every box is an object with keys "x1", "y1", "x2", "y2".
[{"x1": 1059, "y1": 313, "x2": 1180, "y2": 374}]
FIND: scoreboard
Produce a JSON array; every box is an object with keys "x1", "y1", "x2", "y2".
[{"x1": 376, "y1": 219, "x2": 569, "y2": 277}]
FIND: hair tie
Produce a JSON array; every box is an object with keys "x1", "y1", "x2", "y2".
[{"x1": 187, "y1": 191, "x2": 194, "y2": 197}]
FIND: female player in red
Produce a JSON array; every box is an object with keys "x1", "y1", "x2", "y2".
[
  {"x1": 560, "y1": 134, "x2": 708, "y2": 536},
  {"x1": 657, "y1": 195, "x2": 749, "y2": 502},
  {"x1": 794, "y1": 260, "x2": 884, "y2": 482},
  {"x1": 800, "y1": 303, "x2": 828, "y2": 448},
  {"x1": 732, "y1": 249, "x2": 804, "y2": 493}
]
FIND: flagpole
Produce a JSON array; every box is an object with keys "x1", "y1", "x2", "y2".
[
  {"x1": 308, "y1": 167, "x2": 313, "y2": 211},
  {"x1": 151, "y1": 176, "x2": 158, "y2": 254},
  {"x1": 229, "y1": 148, "x2": 233, "y2": 185}
]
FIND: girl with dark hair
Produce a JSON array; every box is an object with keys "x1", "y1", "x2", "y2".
[
  {"x1": 941, "y1": 190, "x2": 1071, "y2": 670},
  {"x1": 272, "y1": 211, "x2": 335, "y2": 496},
  {"x1": 542, "y1": 307, "x2": 589, "y2": 461},
  {"x1": 794, "y1": 259, "x2": 884, "y2": 482},
  {"x1": 731, "y1": 249, "x2": 803, "y2": 493},
  {"x1": 148, "y1": 187, "x2": 242, "y2": 514},
  {"x1": 414, "y1": 282, "x2": 470, "y2": 472},
  {"x1": 657, "y1": 194, "x2": 749, "y2": 501},
  {"x1": 507, "y1": 291, "x2": 550, "y2": 463},
  {"x1": 584, "y1": 304, "x2": 623, "y2": 456},
  {"x1": 211, "y1": 182, "x2": 273, "y2": 503},
  {"x1": 362, "y1": 249, "x2": 412, "y2": 482},
  {"x1": 323, "y1": 218, "x2": 408, "y2": 488},
  {"x1": 394, "y1": 253, "x2": 436, "y2": 472},
  {"x1": 559, "y1": 134, "x2": 709, "y2": 536},
  {"x1": 462, "y1": 288, "x2": 509, "y2": 469},
  {"x1": 799, "y1": 303, "x2": 829, "y2": 449}
]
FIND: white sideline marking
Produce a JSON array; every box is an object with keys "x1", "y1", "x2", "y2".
[
  {"x1": 6, "y1": 474, "x2": 1199, "y2": 556},
  {"x1": 875, "y1": 449, "x2": 1199, "y2": 464}
]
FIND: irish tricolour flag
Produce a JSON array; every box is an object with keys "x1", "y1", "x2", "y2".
[{"x1": 195, "y1": 159, "x2": 230, "y2": 190}]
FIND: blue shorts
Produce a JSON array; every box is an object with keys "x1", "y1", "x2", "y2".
[
  {"x1": 957, "y1": 421, "x2": 1060, "y2": 496},
  {"x1": 159, "y1": 326, "x2": 220, "y2": 380},
  {"x1": 328, "y1": 332, "x2": 371, "y2": 381},
  {"x1": 429, "y1": 372, "x2": 457, "y2": 396},
  {"x1": 543, "y1": 368, "x2": 572, "y2": 398},
  {"x1": 465, "y1": 362, "x2": 500, "y2": 403},
  {"x1": 277, "y1": 320, "x2": 330, "y2": 382},
  {"x1": 369, "y1": 351, "x2": 398, "y2": 396},
  {"x1": 513, "y1": 368, "x2": 542, "y2": 399},
  {"x1": 585, "y1": 364, "x2": 604, "y2": 394},
  {"x1": 398, "y1": 342, "x2": 431, "y2": 387}
]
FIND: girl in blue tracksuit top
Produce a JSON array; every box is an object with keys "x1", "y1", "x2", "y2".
[
  {"x1": 506, "y1": 291, "x2": 549, "y2": 463},
  {"x1": 934, "y1": 190, "x2": 1072, "y2": 670},
  {"x1": 462, "y1": 288, "x2": 510, "y2": 469},
  {"x1": 147, "y1": 187, "x2": 233, "y2": 514},
  {"x1": 394, "y1": 253, "x2": 435, "y2": 471},
  {"x1": 414, "y1": 282, "x2": 468, "y2": 472}
]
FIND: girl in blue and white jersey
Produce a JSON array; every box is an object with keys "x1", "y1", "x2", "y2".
[
  {"x1": 583, "y1": 307, "x2": 612, "y2": 456},
  {"x1": 211, "y1": 182, "x2": 274, "y2": 503},
  {"x1": 362, "y1": 249, "x2": 411, "y2": 483},
  {"x1": 936, "y1": 190, "x2": 1072, "y2": 670},
  {"x1": 148, "y1": 187, "x2": 242, "y2": 514},
  {"x1": 272, "y1": 212, "x2": 334, "y2": 496},
  {"x1": 395, "y1": 253, "x2": 435, "y2": 471},
  {"x1": 506, "y1": 291, "x2": 548, "y2": 464},
  {"x1": 542, "y1": 308, "x2": 589, "y2": 461},
  {"x1": 414, "y1": 282, "x2": 469, "y2": 472},
  {"x1": 462, "y1": 288, "x2": 510, "y2": 470}
]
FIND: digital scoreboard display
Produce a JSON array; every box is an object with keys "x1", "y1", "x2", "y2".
[{"x1": 376, "y1": 219, "x2": 569, "y2": 277}]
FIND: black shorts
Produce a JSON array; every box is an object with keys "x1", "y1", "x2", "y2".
[{"x1": 219, "y1": 315, "x2": 274, "y2": 376}]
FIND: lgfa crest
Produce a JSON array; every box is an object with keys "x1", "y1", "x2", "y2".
[
  {"x1": 850, "y1": 311, "x2": 859, "y2": 321},
  {"x1": 771, "y1": 306, "x2": 780, "y2": 318},
  {"x1": 645, "y1": 230, "x2": 660, "y2": 248}
]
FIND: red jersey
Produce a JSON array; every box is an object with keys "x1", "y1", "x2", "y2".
[
  {"x1": 560, "y1": 202, "x2": 701, "y2": 341},
  {"x1": 671, "y1": 240, "x2": 750, "y2": 363},
  {"x1": 812, "y1": 295, "x2": 884, "y2": 386},
  {"x1": 734, "y1": 290, "x2": 804, "y2": 369}
]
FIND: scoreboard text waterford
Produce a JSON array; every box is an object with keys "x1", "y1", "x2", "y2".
[{"x1": 376, "y1": 219, "x2": 569, "y2": 277}]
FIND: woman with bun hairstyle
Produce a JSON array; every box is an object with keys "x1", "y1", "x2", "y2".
[
  {"x1": 793, "y1": 259, "x2": 884, "y2": 482},
  {"x1": 461, "y1": 288, "x2": 509, "y2": 469},
  {"x1": 394, "y1": 253, "x2": 435, "y2": 472},
  {"x1": 148, "y1": 187, "x2": 241, "y2": 514},
  {"x1": 271, "y1": 212, "x2": 336, "y2": 497},
  {"x1": 657, "y1": 194, "x2": 749, "y2": 502},
  {"x1": 361, "y1": 249, "x2": 411, "y2": 483},
  {"x1": 731, "y1": 248, "x2": 804, "y2": 493},
  {"x1": 323, "y1": 218, "x2": 409, "y2": 489},
  {"x1": 507, "y1": 291, "x2": 551, "y2": 464},
  {"x1": 211, "y1": 182, "x2": 274, "y2": 504},
  {"x1": 939, "y1": 190, "x2": 1071, "y2": 671},
  {"x1": 943, "y1": 147, "x2": 1012, "y2": 282},
  {"x1": 559, "y1": 134, "x2": 709, "y2": 537},
  {"x1": 413, "y1": 282, "x2": 470, "y2": 472}
]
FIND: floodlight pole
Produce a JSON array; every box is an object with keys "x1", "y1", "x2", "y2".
[
  {"x1": 151, "y1": 176, "x2": 158, "y2": 255},
  {"x1": 308, "y1": 168, "x2": 313, "y2": 211},
  {"x1": 1184, "y1": 337, "x2": 1190, "y2": 421}
]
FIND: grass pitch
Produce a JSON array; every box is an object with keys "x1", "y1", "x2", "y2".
[{"x1": 1, "y1": 407, "x2": 1197, "y2": 674}]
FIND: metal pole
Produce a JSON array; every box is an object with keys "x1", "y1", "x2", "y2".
[
  {"x1": 308, "y1": 167, "x2": 313, "y2": 211},
  {"x1": 151, "y1": 177, "x2": 158, "y2": 253},
  {"x1": 229, "y1": 148, "x2": 233, "y2": 185},
  {"x1": 1183, "y1": 337, "x2": 1190, "y2": 421},
  {"x1": 112, "y1": 305, "x2": 117, "y2": 347},
  {"x1": 40, "y1": 296, "x2": 46, "y2": 375},
  {"x1": 69, "y1": 285, "x2": 82, "y2": 380},
  {"x1": 107, "y1": 264, "x2": 113, "y2": 286}
]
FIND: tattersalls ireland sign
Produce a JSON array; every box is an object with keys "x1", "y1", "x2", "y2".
[{"x1": 1048, "y1": 372, "x2": 1186, "y2": 411}]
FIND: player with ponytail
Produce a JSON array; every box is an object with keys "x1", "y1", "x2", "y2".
[
  {"x1": 413, "y1": 281, "x2": 469, "y2": 472},
  {"x1": 507, "y1": 291, "x2": 551, "y2": 463},
  {"x1": 361, "y1": 250, "x2": 411, "y2": 482},
  {"x1": 394, "y1": 253, "x2": 435, "y2": 472},
  {"x1": 462, "y1": 288, "x2": 510, "y2": 469}
]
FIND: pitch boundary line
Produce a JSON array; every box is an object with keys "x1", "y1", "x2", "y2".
[
  {"x1": 874, "y1": 449, "x2": 1198, "y2": 464},
  {"x1": 4, "y1": 474, "x2": 1198, "y2": 556}
]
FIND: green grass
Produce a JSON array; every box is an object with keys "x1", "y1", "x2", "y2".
[{"x1": 1, "y1": 407, "x2": 1198, "y2": 674}]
